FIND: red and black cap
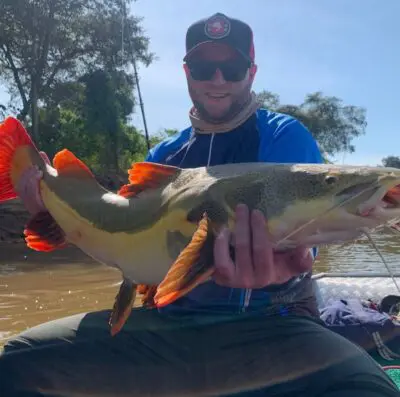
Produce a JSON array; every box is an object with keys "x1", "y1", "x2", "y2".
[{"x1": 183, "y1": 13, "x2": 255, "y2": 63}]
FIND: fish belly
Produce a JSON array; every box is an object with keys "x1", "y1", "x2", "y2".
[{"x1": 74, "y1": 229, "x2": 174, "y2": 285}]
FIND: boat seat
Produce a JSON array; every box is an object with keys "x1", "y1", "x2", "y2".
[{"x1": 312, "y1": 272, "x2": 400, "y2": 309}]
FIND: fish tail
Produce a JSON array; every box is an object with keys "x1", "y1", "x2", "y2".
[{"x1": 0, "y1": 117, "x2": 40, "y2": 202}]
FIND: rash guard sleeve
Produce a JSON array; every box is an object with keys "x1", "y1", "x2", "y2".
[{"x1": 258, "y1": 113, "x2": 324, "y2": 165}]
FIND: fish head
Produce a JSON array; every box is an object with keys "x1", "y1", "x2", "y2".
[
  {"x1": 155, "y1": 163, "x2": 400, "y2": 250},
  {"x1": 270, "y1": 164, "x2": 400, "y2": 247},
  {"x1": 202, "y1": 163, "x2": 400, "y2": 248},
  {"x1": 325, "y1": 165, "x2": 400, "y2": 223}
]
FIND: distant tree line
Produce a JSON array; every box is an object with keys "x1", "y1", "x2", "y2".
[{"x1": 0, "y1": 0, "x2": 396, "y2": 175}]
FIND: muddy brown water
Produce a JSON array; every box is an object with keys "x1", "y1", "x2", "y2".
[{"x1": 1, "y1": 232, "x2": 400, "y2": 348}]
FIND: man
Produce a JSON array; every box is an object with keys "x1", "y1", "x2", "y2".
[{"x1": 0, "y1": 12, "x2": 399, "y2": 397}]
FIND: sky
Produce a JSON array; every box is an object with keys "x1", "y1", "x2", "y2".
[{"x1": 1, "y1": 0, "x2": 399, "y2": 165}]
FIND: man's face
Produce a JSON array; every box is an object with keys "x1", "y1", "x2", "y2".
[{"x1": 184, "y1": 42, "x2": 257, "y2": 122}]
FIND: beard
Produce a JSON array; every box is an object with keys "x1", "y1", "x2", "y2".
[{"x1": 188, "y1": 83, "x2": 252, "y2": 124}]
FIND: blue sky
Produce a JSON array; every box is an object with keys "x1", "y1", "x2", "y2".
[{"x1": 1, "y1": 0, "x2": 399, "y2": 165}]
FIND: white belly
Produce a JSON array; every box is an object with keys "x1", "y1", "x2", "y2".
[{"x1": 69, "y1": 226, "x2": 175, "y2": 285}]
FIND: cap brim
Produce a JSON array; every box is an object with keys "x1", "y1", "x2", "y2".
[
  {"x1": 183, "y1": 41, "x2": 213, "y2": 61},
  {"x1": 183, "y1": 41, "x2": 252, "y2": 63}
]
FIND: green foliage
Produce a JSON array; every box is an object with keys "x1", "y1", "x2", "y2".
[
  {"x1": 37, "y1": 68, "x2": 146, "y2": 174},
  {"x1": 382, "y1": 156, "x2": 400, "y2": 169},
  {"x1": 0, "y1": 0, "x2": 154, "y2": 139},
  {"x1": 0, "y1": 0, "x2": 156, "y2": 174},
  {"x1": 149, "y1": 128, "x2": 179, "y2": 148},
  {"x1": 257, "y1": 90, "x2": 367, "y2": 157}
]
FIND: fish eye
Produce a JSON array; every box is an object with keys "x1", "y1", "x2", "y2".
[{"x1": 325, "y1": 175, "x2": 337, "y2": 185}]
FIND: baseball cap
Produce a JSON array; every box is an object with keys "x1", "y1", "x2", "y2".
[{"x1": 183, "y1": 12, "x2": 255, "y2": 63}]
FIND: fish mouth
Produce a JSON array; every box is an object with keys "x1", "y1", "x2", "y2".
[
  {"x1": 370, "y1": 184, "x2": 400, "y2": 229},
  {"x1": 275, "y1": 180, "x2": 400, "y2": 250},
  {"x1": 337, "y1": 180, "x2": 400, "y2": 224}
]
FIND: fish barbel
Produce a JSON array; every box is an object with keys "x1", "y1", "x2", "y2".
[{"x1": 0, "y1": 116, "x2": 400, "y2": 335}]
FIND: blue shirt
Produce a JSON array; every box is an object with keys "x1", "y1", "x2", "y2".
[{"x1": 146, "y1": 108, "x2": 324, "y2": 316}]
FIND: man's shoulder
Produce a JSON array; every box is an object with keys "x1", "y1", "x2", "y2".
[
  {"x1": 145, "y1": 127, "x2": 192, "y2": 163},
  {"x1": 256, "y1": 107, "x2": 310, "y2": 139},
  {"x1": 256, "y1": 107, "x2": 323, "y2": 164}
]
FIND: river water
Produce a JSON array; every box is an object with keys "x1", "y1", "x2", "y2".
[{"x1": 1, "y1": 231, "x2": 400, "y2": 347}]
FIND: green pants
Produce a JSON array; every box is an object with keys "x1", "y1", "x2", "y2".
[{"x1": 0, "y1": 307, "x2": 399, "y2": 396}]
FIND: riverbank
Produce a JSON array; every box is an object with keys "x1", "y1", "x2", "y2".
[{"x1": 0, "y1": 199, "x2": 30, "y2": 243}]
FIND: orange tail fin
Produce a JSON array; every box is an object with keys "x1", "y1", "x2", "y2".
[{"x1": 0, "y1": 117, "x2": 38, "y2": 202}]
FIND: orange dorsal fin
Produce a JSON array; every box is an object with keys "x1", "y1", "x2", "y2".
[
  {"x1": 52, "y1": 149, "x2": 95, "y2": 179},
  {"x1": 118, "y1": 162, "x2": 180, "y2": 199}
]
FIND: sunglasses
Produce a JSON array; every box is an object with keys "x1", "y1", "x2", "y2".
[{"x1": 186, "y1": 59, "x2": 251, "y2": 82}]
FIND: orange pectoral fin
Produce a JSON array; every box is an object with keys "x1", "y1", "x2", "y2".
[
  {"x1": 118, "y1": 162, "x2": 180, "y2": 199},
  {"x1": 153, "y1": 214, "x2": 216, "y2": 307},
  {"x1": 24, "y1": 211, "x2": 67, "y2": 252}
]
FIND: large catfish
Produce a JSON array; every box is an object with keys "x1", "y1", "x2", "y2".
[{"x1": 0, "y1": 116, "x2": 399, "y2": 335}]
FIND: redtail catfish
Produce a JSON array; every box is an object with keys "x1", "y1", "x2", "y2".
[{"x1": 1, "y1": 116, "x2": 400, "y2": 335}]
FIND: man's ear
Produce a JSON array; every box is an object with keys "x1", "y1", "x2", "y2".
[
  {"x1": 249, "y1": 64, "x2": 258, "y2": 82},
  {"x1": 183, "y1": 63, "x2": 190, "y2": 78}
]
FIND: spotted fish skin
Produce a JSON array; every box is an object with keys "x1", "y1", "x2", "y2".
[{"x1": 172, "y1": 162, "x2": 400, "y2": 247}]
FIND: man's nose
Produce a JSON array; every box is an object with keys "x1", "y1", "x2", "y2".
[{"x1": 210, "y1": 68, "x2": 226, "y2": 85}]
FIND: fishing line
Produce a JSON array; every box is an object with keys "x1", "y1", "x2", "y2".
[{"x1": 362, "y1": 228, "x2": 400, "y2": 295}]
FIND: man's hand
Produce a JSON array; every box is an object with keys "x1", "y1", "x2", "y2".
[
  {"x1": 213, "y1": 204, "x2": 313, "y2": 289},
  {"x1": 15, "y1": 151, "x2": 50, "y2": 215}
]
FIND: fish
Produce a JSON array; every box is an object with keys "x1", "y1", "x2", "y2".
[{"x1": 1, "y1": 116, "x2": 400, "y2": 335}]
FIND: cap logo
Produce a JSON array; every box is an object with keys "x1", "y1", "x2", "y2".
[{"x1": 204, "y1": 14, "x2": 230, "y2": 39}]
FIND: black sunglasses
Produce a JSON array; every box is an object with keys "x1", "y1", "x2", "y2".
[{"x1": 186, "y1": 59, "x2": 251, "y2": 82}]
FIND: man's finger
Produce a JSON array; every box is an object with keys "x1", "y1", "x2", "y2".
[
  {"x1": 251, "y1": 209, "x2": 274, "y2": 286},
  {"x1": 288, "y1": 247, "x2": 313, "y2": 273},
  {"x1": 273, "y1": 247, "x2": 313, "y2": 284},
  {"x1": 213, "y1": 227, "x2": 235, "y2": 285},
  {"x1": 233, "y1": 204, "x2": 253, "y2": 287}
]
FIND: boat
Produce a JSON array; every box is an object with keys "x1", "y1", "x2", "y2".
[
  {"x1": 313, "y1": 271, "x2": 400, "y2": 308},
  {"x1": 313, "y1": 271, "x2": 400, "y2": 388}
]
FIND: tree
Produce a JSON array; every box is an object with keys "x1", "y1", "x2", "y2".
[
  {"x1": 0, "y1": 0, "x2": 154, "y2": 142},
  {"x1": 82, "y1": 69, "x2": 127, "y2": 172},
  {"x1": 37, "y1": 68, "x2": 145, "y2": 174},
  {"x1": 0, "y1": 103, "x2": 6, "y2": 120},
  {"x1": 257, "y1": 90, "x2": 367, "y2": 157},
  {"x1": 149, "y1": 128, "x2": 179, "y2": 148},
  {"x1": 382, "y1": 156, "x2": 400, "y2": 169}
]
